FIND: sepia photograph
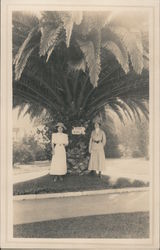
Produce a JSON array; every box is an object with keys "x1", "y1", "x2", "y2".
[{"x1": 1, "y1": 0, "x2": 160, "y2": 249}]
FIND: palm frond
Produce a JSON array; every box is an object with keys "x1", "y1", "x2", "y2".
[
  {"x1": 128, "y1": 99, "x2": 149, "y2": 120},
  {"x1": 14, "y1": 72, "x2": 64, "y2": 112},
  {"x1": 60, "y1": 11, "x2": 83, "y2": 48},
  {"x1": 86, "y1": 68, "x2": 149, "y2": 122},
  {"x1": 71, "y1": 11, "x2": 83, "y2": 25},
  {"x1": 23, "y1": 103, "x2": 45, "y2": 120},
  {"x1": 76, "y1": 39, "x2": 100, "y2": 87},
  {"x1": 113, "y1": 98, "x2": 134, "y2": 121},
  {"x1": 12, "y1": 11, "x2": 39, "y2": 50},
  {"x1": 39, "y1": 24, "x2": 63, "y2": 58},
  {"x1": 88, "y1": 96, "x2": 148, "y2": 124},
  {"x1": 76, "y1": 11, "x2": 111, "y2": 35},
  {"x1": 104, "y1": 41, "x2": 129, "y2": 73},
  {"x1": 22, "y1": 57, "x2": 66, "y2": 106},
  {"x1": 109, "y1": 26, "x2": 143, "y2": 74},
  {"x1": 104, "y1": 103, "x2": 125, "y2": 124},
  {"x1": 14, "y1": 27, "x2": 40, "y2": 80},
  {"x1": 17, "y1": 102, "x2": 27, "y2": 118},
  {"x1": 13, "y1": 87, "x2": 56, "y2": 115},
  {"x1": 101, "y1": 27, "x2": 130, "y2": 74},
  {"x1": 76, "y1": 75, "x2": 90, "y2": 111},
  {"x1": 13, "y1": 27, "x2": 38, "y2": 65}
]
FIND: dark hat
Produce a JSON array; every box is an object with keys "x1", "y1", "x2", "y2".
[{"x1": 92, "y1": 116, "x2": 102, "y2": 125}]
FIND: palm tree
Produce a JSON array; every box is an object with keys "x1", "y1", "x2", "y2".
[{"x1": 13, "y1": 11, "x2": 149, "y2": 174}]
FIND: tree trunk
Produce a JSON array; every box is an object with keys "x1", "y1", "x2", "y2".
[{"x1": 66, "y1": 120, "x2": 92, "y2": 175}]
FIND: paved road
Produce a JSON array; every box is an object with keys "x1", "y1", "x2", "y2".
[
  {"x1": 13, "y1": 158, "x2": 150, "y2": 183},
  {"x1": 13, "y1": 189, "x2": 149, "y2": 225}
]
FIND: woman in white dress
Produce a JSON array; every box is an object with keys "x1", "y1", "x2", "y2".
[
  {"x1": 88, "y1": 121, "x2": 106, "y2": 178},
  {"x1": 50, "y1": 122, "x2": 68, "y2": 182}
]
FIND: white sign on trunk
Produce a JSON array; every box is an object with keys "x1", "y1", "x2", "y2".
[{"x1": 72, "y1": 127, "x2": 86, "y2": 135}]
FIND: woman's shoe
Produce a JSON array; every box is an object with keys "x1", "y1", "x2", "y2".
[
  {"x1": 98, "y1": 172, "x2": 102, "y2": 178},
  {"x1": 90, "y1": 170, "x2": 97, "y2": 176}
]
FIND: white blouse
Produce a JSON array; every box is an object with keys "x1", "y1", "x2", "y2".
[{"x1": 52, "y1": 133, "x2": 68, "y2": 145}]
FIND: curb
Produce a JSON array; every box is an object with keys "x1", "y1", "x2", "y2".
[{"x1": 13, "y1": 186, "x2": 149, "y2": 201}]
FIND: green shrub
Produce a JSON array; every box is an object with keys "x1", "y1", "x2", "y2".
[
  {"x1": 13, "y1": 133, "x2": 49, "y2": 165},
  {"x1": 13, "y1": 142, "x2": 35, "y2": 164}
]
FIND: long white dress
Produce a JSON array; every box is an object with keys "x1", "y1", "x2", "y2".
[
  {"x1": 88, "y1": 129, "x2": 106, "y2": 171},
  {"x1": 50, "y1": 132, "x2": 68, "y2": 175}
]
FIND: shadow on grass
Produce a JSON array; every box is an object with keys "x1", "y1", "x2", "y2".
[
  {"x1": 13, "y1": 173, "x2": 149, "y2": 196},
  {"x1": 112, "y1": 178, "x2": 149, "y2": 189}
]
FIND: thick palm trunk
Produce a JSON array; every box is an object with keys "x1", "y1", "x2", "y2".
[
  {"x1": 67, "y1": 135, "x2": 90, "y2": 175},
  {"x1": 66, "y1": 120, "x2": 92, "y2": 175}
]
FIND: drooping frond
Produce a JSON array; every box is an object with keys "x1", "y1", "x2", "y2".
[
  {"x1": 104, "y1": 41, "x2": 129, "y2": 73},
  {"x1": 12, "y1": 11, "x2": 39, "y2": 46},
  {"x1": 113, "y1": 98, "x2": 134, "y2": 121},
  {"x1": 39, "y1": 13, "x2": 63, "y2": 59},
  {"x1": 60, "y1": 11, "x2": 83, "y2": 48},
  {"x1": 13, "y1": 93, "x2": 57, "y2": 123},
  {"x1": 88, "y1": 96, "x2": 148, "y2": 124},
  {"x1": 13, "y1": 27, "x2": 41, "y2": 80},
  {"x1": 23, "y1": 103, "x2": 45, "y2": 120},
  {"x1": 106, "y1": 102, "x2": 125, "y2": 124},
  {"x1": 12, "y1": 12, "x2": 38, "y2": 58},
  {"x1": 101, "y1": 27, "x2": 130, "y2": 75},
  {"x1": 76, "y1": 11, "x2": 111, "y2": 35},
  {"x1": 86, "y1": 68, "x2": 149, "y2": 122},
  {"x1": 70, "y1": 11, "x2": 83, "y2": 25},
  {"x1": 122, "y1": 98, "x2": 149, "y2": 121},
  {"x1": 17, "y1": 102, "x2": 27, "y2": 118},
  {"x1": 89, "y1": 29, "x2": 101, "y2": 80},
  {"x1": 77, "y1": 38, "x2": 101, "y2": 87},
  {"x1": 109, "y1": 26, "x2": 143, "y2": 74},
  {"x1": 41, "y1": 25, "x2": 63, "y2": 60}
]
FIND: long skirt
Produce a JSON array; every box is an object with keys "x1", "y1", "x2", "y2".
[
  {"x1": 50, "y1": 144, "x2": 67, "y2": 175},
  {"x1": 88, "y1": 143, "x2": 106, "y2": 171}
]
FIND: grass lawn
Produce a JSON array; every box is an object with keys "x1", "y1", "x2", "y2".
[
  {"x1": 14, "y1": 211, "x2": 149, "y2": 238},
  {"x1": 13, "y1": 173, "x2": 149, "y2": 196}
]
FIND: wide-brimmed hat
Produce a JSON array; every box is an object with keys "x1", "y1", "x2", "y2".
[{"x1": 55, "y1": 122, "x2": 66, "y2": 130}]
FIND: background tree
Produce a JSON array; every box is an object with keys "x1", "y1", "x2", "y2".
[
  {"x1": 117, "y1": 114, "x2": 149, "y2": 159},
  {"x1": 13, "y1": 133, "x2": 48, "y2": 165},
  {"x1": 13, "y1": 11, "x2": 149, "y2": 174}
]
